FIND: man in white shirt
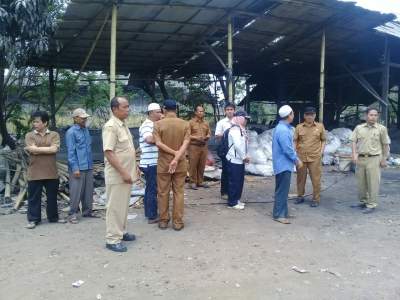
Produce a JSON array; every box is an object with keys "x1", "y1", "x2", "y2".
[
  {"x1": 226, "y1": 110, "x2": 250, "y2": 209},
  {"x1": 215, "y1": 103, "x2": 235, "y2": 199},
  {"x1": 139, "y1": 103, "x2": 163, "y2": 224}
]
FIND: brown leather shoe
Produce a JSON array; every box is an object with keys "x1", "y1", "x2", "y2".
[
  {"x1": 158, "y1": 222, "x2": 168, "y2": 230},
  {"x1": 173, "y1": 224, "x2": 184, "y2": 231}
]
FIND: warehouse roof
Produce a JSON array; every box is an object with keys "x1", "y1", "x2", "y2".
[{"x1": 31, "y1": 0, "x2": 396, "y2": 77}]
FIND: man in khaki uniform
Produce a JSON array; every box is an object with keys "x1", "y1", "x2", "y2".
[
  {"x1": 351, "y1": 107, "x2": 390, "y2": 214},
  {"x1": 103, "y1": 96, "x2": 137, "y2": 252},
  {"x1": 188, "y1": 104, "x2": 211, "y2": 190},
  {"x1": 154, "y1": 99, "x2": 190, "y2": 231},
  {"x1": 294, "y1": 107, "x2": 326, "y2": 207}
]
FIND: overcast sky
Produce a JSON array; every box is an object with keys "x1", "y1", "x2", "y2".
[{"x1": 341, "y1": 0, "x2": 400, "y2": 19}]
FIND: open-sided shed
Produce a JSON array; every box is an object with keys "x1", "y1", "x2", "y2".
[{"x1": 30, "y1": 0, "x2": 399, "y2": 126}]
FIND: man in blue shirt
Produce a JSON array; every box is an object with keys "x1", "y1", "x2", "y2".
[
  {"x1": 66, "y1": 108, "x2": 96, "y2": 223},
  {"x1": 272, "y1": 105, "x2": 303, "y2": 224}
]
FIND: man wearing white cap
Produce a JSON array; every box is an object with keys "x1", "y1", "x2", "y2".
[
  {"x1": 139, "y1": 103, "x2": 163, "y2": 224},
  {"x1": 271, "y1": 105, "x2": 303, "y2": 224},
  {"x1": 66, "y1": 108, "x2": 97, "y2": 223}
]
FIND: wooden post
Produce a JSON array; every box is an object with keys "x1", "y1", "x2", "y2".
[
  {"x1": 319, "y1": 30, "x2": 326, "y2": 123},
  {"x1": 227, "y1": 16, "x2": 233, "y2": 102},
  {"x1": 381, "y1": 37, "x2": 390, "y2": 127},
  {"x1": 109, "y1": 3, "x2": 117, "y2": 100}
]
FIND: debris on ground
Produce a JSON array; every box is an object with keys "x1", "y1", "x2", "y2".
[
  {"x1": 72, "y1": 280, "x2": 85, "y2": 288},
  {"x1": 245, "y1": 130, "x2": 274, "y2": 176},
  {"x1": 204, "y1": 165, "x2": 222, "y2": 180},
  {"x1": 127, "y1": 214, "x2": 137, "y2": 220},
  {"x1": 292, "y1": 266, "x2": 309, "y2": 274},
  {"x1": 320, "y1": 268, "x2": 342, "y2": 277}
]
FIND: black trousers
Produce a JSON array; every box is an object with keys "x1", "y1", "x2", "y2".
[
  {"x1": 227, "y1": 161, "x2": 245, "y2": 207},
  {"x1": 27, "y1": 179, "x2": 59, "y2": 223},
  {"x1": 220, "y1": 157, "x2": 229, "y2": 196}
]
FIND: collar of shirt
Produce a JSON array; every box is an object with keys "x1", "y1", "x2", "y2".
[
  {"x1": 363, "y1": 122, "x2": 377, "y2": 128},
  {"x1": 34, "y1": 129, "x2": 50, "y2": 135},
  {"x1": 279, "y1": 120, "x2": 292, "y2": 129},
  {"x1": 72, "y1": 124, "x2": 84, "y2": 130},
  {"x1": 302, "y1": 121, "x2": 316, "y2": 127},
  {"x1": 164, "y1": 112, "x2": 177, "y2": 119},
  {"x1": 111, "y1": 115, "x2": 125, "y2": 127},
  {"x1": 192, "y1": 117, "x2": 204, "y2": 123}
]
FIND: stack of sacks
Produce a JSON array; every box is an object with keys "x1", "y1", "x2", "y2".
[
  {"x1": 322, "y1": 127, "x2": 353, "y2": 165},
  {"x1": 246, "y1": 130, "x2": 274, "y2": 176},
  {"x1": 322, "y1": 131, "x2": 341, "y2": 165},
  {"x1": 245, "y1": 127, "x2": 355, "y2": 173}
]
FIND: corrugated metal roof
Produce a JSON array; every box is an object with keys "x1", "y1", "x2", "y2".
[
  {"x1": 376, "y1": 21, "x2": 400, "y2": 39},
  {"x1": 29, "y1": 0, "x2": 396, "y2": 77}
]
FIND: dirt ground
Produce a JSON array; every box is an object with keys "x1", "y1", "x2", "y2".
[{"x1": 1, "y1": 167, "x2": 400, "y2": 300}]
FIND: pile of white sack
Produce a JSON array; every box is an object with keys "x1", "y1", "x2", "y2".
[
  {"x1": 323, "y1": 127, "x2": 353, "y2": 165},
  {"x1": 245, "y1": 127, "x2": 355, "y2": 176},
  {"x1": 246, "y1": 130, "x2": 274, "y2": 176}
]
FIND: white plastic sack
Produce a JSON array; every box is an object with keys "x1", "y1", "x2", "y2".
[
  {"x1": 322, "y1": 154, "x2": 334, "y2": 165},
  {"x1": 257, "y1": 129, "x2": 274, "y2": 160},
  {"x1": 248, "y1": 130, "x2": 258, "y2": 142},
  {"x1": 331, "y1": 128, "x2": 352, "y2": 144},
  {"x1": 248, "y1": 147, "x2": 268, "y2": 164},
  {"x1": 246, "y1": 162, "x2": 274, "y2": 176},
  {"x1": 324, "y1": 132, "x2": 341, "y2": 154},
  {"x1": 336, "y1": 145, "x2": 352, "y2": 156}
]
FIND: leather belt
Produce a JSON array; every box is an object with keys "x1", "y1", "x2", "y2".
[{"x1": 358, "y1": 154, "x2": 379, "y2": 157}]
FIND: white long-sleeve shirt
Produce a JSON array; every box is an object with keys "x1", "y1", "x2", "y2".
[{"x1": 226, "y1": 126, "x2": 247, "y2": 164}]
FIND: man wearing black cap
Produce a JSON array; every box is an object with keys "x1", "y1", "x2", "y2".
[
  {"x1": 294, "y1": 107, "x2": 326, "y2": 207},
  {"x1": 153, "y1": 100, "x2": 190, "y2": 231}
]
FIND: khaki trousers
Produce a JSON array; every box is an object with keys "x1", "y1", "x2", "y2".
[
  {"x1": 188, "y1": 145, "x2": 208, "y2": 185},
  {"x1": 297, "y1": 159, "x2": 322, "y2": 202},
  {"x1": 105, "y1": 183, "x2": 131, "y2": 244},
  {"x1": 356, "y1": 156, "x2": 381, "y2": 208},
  {"x1": 157, "y1": 172, "x2": 186, "y2": 226}
]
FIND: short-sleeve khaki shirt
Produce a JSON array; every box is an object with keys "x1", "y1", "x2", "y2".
[
  {"x1": 350, "y1": 123, "x2": 390, "y2": 156},
  {"x1": 153, "y1": 114, "x2": 190, "y2": 173},
  {"x1": 189, "y1": 117, "x2": 210, "y2": 146},
  {"x1": 102, "y1": 116, "x2": 136, "y2": 185},
  {"x1": 294, "y1": 122, "x2": 326, "y2": 162}
]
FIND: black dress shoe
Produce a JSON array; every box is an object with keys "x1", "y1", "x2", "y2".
[
  {"x1": 295, "y1": 197, "x2": 305, "y2": 204},
  {"x1": 351, "y1": 203, "x2": 366, "y2": 209},
  {"x1": 122, "y1": 233, "x2": 136, "y2": 241},
  {"x1": 362, "y1": 207, "x2": 375, "y2": 214},
  {"x1": 106, "y1": 243, "x2": 127, "y2": 252}
]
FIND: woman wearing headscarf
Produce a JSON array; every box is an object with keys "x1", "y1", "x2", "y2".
[{"x1": 226, "y1": 111, "x2": 251, "y2": 210}]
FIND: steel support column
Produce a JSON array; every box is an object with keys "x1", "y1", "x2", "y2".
[
  {"x1": 227, "y1": 16, "x2": 233, "y2": 102},
  {"x1": 110, "y1": 3, "x2": 118, "y2": 100},
  {"x1": 319, "y1": 30, "x2": 326, "y2": 123},
  {"x1": 381, "y1": 37, "x2": 390, "y2": 126}
]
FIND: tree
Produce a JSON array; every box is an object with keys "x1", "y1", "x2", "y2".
[{"x1": 0, "y1": 0, "x2": 65, "y2": 148}]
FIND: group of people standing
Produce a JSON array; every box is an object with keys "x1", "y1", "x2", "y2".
[{"x1": 23, "y1": 96, "x2": 391, "y2": 252}]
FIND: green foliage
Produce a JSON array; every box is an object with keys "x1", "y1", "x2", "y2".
[
  {"x1": 6, "y1": 103, "x2": 30, "y2": 138},
  {"x1": 0, "y1": 0, "x2": 66, "y2": 66}
]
